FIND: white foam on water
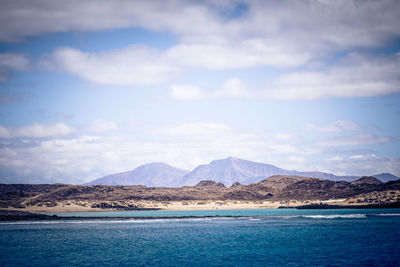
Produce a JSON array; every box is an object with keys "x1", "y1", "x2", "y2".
[
  {"x1": 0, "y1": 220, "x2": 147, "y2": 225},
  {"x1": 302, "y1": 214, "x2": 367, "y2": 219},
  {"x1": 271, "y1": 215, "x2": 297, "y2": 219},
  {"x1": 0, "y1": 216, "x2": 239, "y2": 225},
  {"x1": 374, "y1": 213, "x2": 400, "y2": 216}
]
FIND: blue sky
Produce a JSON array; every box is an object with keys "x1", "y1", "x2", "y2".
[{"x1": 0, "y1": 0, "x2": 399, "y2": 184}]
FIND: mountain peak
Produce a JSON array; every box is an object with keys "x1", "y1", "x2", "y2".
[
  {"x1": 182, "y1": 157, "x2": 286, "y2": 186},
  {"x1": 211, "y1": 156, "x2": 238, "y2": 164},
  {"x1": 211, "y1": 157, "x2": 265, "y2": 167},
  {"x1": 144, "y1": 162, "x2": 169, "y2": 166},
  {"x1": 136, "y1": 162, "x2": 174, "y2": 169},
  {"x1": 86, "y1": 162, "x2": 189, "y2": 187},
  {"x1": 371, "y1": 173, "x2": 399, "y2": 183}
]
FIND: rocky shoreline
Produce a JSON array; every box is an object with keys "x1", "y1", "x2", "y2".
[
  {"x1": 0, "y1": 210, "x2": 58, "y2": 221},
  {"x1": 1, "y1": 175, "x2": 399, "y2": 214},
  {"x1": 0, "y1": 209, "x2": 249, "y2": 221},
  {"x1": 2, "y1": 201, "x2": 400, "y2": 221},
  {"x1": 296, "y1": 202, "x2": 400, "y2": 209}
]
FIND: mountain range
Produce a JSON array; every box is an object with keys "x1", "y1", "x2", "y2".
[
  {"x1": 85, "y1": 162, "x2": 188, "y2": 187},
  {"x1": 86, "y1": 157, "x2": 399, "y2": 187}
]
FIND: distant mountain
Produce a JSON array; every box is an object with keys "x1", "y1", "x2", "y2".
[
  {"x1": 289, "y1": 171, "x2": 357, "y2": 182},
  {"x1": 85, "y1": 163, "x2": 189, "y2": 187},
  {"x1": 182, "y1": 157, "x2": 291, "y2": 186},
  {"x1": 85, "y1": 157, "x2": 399, "y2": 187},
  {"x1": 371, "y1": 173, "x2": 399, "y2": 183},
  {"x1": 181, "y1": 157, "x2": 361, "y2": 186}
]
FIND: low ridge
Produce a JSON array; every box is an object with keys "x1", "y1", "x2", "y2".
[{"x1": 351, "y1": 176, "x2": 383, "y2": 185}]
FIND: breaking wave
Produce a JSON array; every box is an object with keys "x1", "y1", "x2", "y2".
[
  {"x1": 3, "y1": 212, "x2": 400, "y2": 225},
  {"x1": 0, "y1": 216, "x2": 240, "y2": 225},
  {"x1": 301, "y1": 214, "x2": 367, "y2": 219}
]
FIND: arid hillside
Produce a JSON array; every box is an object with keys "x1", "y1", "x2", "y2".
[{"x1": 1, "y1": 175, "x2": 399, "y2": 210}]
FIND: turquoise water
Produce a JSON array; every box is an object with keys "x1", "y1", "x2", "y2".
[
  {"x1": 1, "y1": 209, "x2": 400, "y2": 266},
  {"x1": 45, "y1": 208, "x2": 400, "y2": 217}
]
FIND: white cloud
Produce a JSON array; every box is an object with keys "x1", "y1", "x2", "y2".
[
  {"x1": 274, "y1": 133, "x2": 301, "y2": 142},
  {"x1": 214, "y1": 78, "x2": 251, "y2": 98},
  {"x1": 44, "y1": 46, "x2": 179, "y2": 86},
  {"x1": 43, "y1": 40, "x2": 309, "y2": 86},
  {"x1": 0, "y1": 123, "x2": 75, "y2": 138},
  {"x1": 0, "y1": 53, "x2": 29, "y2": 70},
  {"x1": 325, "y1": 156, "x2": 343, "y2": 162},
  {"x1": 0, "y1": 126, "x2": 10, "y2": 138},
  {"x1": 318, "y1": 134, "x2": 394, "y2": 147},
  {"x1": 170, "y1": 78, "x2": 254, "y2": 100},
  {"x1": 170, "y1": 52, "x2": 400, "y2": 101},
  {"x1": 269, "y1": 144, "x2": 297, "y2": 154},
  {"x1": 2, "y1": 0, "x2": 400, "y2": 54},
  {"x1": 0, "y1": 0, "x2": 223, "y2": 42},
  {"x1": 170, "y1": 85, "x2": 206, "y2": 100},
  {"x1": 264, "y1": 53, "x2": 400, "y2": 99},
  {"x1": 0, "y1": 121, "x2": 399, "y2": 184},
  {"x1": 25, "y1": 1, "x2": 400, "y2": 95},
  {"x1": 155, "y1": 123, "x2": 233, "y2": 140},
  {"x1": 0, "y1": 53, "x2": 29, "y2": 82},
  {"x1": 288, "y1": 155, "x2": 307, "y2": 164},
  {"x1": 86, "y1": 119, "x2": 118, "y2": 134},
  {"x1": 307, "y1": 120, "x2": 363, "y2": 132},
  {"x1": 321, "y1": 153, "x2": 400, "y2": 177},
  {"x1": 0, "y1": 122, "x2": 282, "y2": 183},
  {"x1": 165, "y1": 41, "x2": 308, "y2": 69}
]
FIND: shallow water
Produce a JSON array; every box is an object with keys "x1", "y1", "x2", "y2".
[
  {"x1": 45, "y1": 207, "x2": 400, "y2": 217},
  {"x1": 1, "y1": 209, "x2": 400, "y2": 266}
]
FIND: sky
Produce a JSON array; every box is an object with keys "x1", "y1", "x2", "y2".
[{"x1": 0, "y1": 0, "x2": 400, "y2": 184}]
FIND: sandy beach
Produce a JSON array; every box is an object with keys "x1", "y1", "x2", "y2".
[{"x1": 7, "y1": 199, "x2": 342, "y2": 213}]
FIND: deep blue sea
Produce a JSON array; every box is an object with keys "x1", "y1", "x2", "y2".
[{"x1": 1, "y1": 209, "x2": 400, "y2": 266}]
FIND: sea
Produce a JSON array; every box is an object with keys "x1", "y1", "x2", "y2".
[{"x1": 1, "y1": 209, "x2": 400, "y2": 266}]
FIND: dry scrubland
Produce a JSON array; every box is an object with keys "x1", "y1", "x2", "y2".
[{"x1": 1, "y1": 175, "x2": 399, "y2": 212}]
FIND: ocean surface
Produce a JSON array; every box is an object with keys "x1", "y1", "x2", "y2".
[{"x1": 1, "y1": 209, "x2": 400, "y2": 266}]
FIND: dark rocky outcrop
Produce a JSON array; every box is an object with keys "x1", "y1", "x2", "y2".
[
  {"x1": 195, "y1": 180, "x2": 226, "y2": 187},
  {"x1": 0, "y1": 209, "x2": 58, "y2": 221},
  {"x1": 230, "y1": 182, "x2": 243, "y2": 188},
  {"x1": 297, "y1": 202, "x2": 400, "y2": 209}
]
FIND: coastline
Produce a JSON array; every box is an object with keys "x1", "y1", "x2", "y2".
[
  {"x1": 2, "y1": 201, "x2": 400, "y2": 221},
  {"x1": 3, "y1": 200, "x2": 305, "y2": 213},
  {"x1": 2, "y1": 179, "x2": 399, "y2": 214},
  {"x1": 3, "y1": 200, "x2": 400, "y2": 217}
]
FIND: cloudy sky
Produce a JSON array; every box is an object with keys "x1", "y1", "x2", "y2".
[{"x1": 0, "y1": 0, "x2": 400, "y2": 184}]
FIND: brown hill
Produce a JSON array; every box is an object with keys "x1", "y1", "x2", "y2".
[
  {"x1": 258, "y1": 175, "x2": 316, "y2": 191},
  {"x1": 351, "y1": 176, "x2": 383, "y2": 185},
  {"x1": 1, "y1": 176, "x2": 399, "y2": 209}
]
